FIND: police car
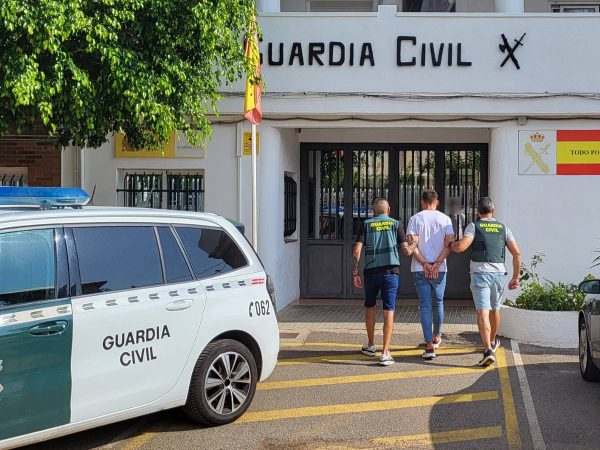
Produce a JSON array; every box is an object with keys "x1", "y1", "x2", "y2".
[{"x1": 0, "y1": 187, "x2": 279, "y2": 448}]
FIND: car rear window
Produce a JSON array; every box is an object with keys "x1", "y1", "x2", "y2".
[
  {"x1": 175, "y1": 226, "x2": 247, "y2": 279},
  {"x1": 0, "y1": 229, "x2": 55, "y2": 306},
  {"x1": 73, "y1": 226, "x2": 163, "y2": 295},
  {"x1": 157, "y1": 227, "x2": 194, "y2": 284}
]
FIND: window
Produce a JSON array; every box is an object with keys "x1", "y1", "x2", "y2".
[
  {"x1": 552, "y1": 4, "x2": 599, "y2": 12},
  {"x1": 284, "y1": 174, "x2": 297, "y2": 238},
  {"x1": 175, "y1": 227, "x2": 247, "y2": 278},
  {"x1": 157, "y1": 227, "x2": 194, "y2": 284},
  {"x1": 0, "y1": 229, "x2": 55, "y2": 306},
  {"x1": 118, "y1": 171, "x2": 204, "y2": 211},
  {"x1": 73, "y1": 226, "x2": 163, "y2": 295}
]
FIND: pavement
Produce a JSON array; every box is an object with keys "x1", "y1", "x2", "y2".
[{"x1": 22, "y1": 302, "x2": 600, "y2": 450}]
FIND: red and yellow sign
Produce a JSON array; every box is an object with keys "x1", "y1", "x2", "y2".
[{"x1": 556, "y1": 130, "x2": 600, "y2": 175}]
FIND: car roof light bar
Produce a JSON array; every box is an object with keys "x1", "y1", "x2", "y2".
[{"x1": 0, "y1": 187, "x2": 91, "y2": 208}]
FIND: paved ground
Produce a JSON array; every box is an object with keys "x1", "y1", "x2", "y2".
[{"x1": 21, "y1": 303, "x2": 600, "y2": 450}]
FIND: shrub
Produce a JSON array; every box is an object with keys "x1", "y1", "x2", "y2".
[{"x1": 504, "y1": 252, "x2": 587, "y2": 312}]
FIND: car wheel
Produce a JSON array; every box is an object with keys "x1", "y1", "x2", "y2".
[
  {"x1": 184, "y1": 339, "x2": 258, "y2": 425},
  {"x1": 579, "y1": 320, "x2": 600, "y2": 382}
]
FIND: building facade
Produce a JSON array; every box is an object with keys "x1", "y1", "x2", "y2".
[{"x1": 60, "y1": 0, "x2": 600, "y2": 310}]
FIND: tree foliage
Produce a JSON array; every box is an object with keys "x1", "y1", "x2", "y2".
[{"x1": 0, "y1": 0, "x2": 257, "y2": 149}]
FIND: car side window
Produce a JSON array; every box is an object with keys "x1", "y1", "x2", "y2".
[
  {"x1": 73, "y1": 226, "x2": 163, "y2": 295},
  {"x1": 175, "y1": 226, "x2": 248, "y2": 279},
  {"x1": 0, "y1": 229, "x2": 56, "y2": 306},
  {"x1": 157, "y1": 227, "x2": 193, "y2": 284}
]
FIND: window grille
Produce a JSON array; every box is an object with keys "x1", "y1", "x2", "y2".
[{"x1": 284, "y1": 175, "x2": 297, "y2": 237}]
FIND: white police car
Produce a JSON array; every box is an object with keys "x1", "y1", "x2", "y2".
[{"x1": 0, "y1": 187, "x2": 279, "y2": 448}]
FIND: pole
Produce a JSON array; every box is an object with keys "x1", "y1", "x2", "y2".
[{"x1": 251, "y1": 123, "x2": 258, "y2": 250}]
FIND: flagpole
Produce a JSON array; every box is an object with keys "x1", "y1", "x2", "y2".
[{"x1": 251, "y1": 122, "x2": 258, "y2": 250}]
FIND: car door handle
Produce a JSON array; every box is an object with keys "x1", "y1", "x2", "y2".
[
  {"x1": 165, "y1": 299, "x2": 192, "y2": 311},
  {"x1": 29, "y1": 320, "x2": 69, "y2": 336}
]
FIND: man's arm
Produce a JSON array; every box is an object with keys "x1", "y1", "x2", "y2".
[
  {"x1": 430, "y1": 233, "x2": 454, "y2": 278},
  {"x1": 401, "y1": 234, "x2": 419, "y2": 256},
  {"x1": 352, "y1": 242, "x2": 362, "y2": 275},
  {"x1": 450, "y1": 235, "x2": 474, "y2": 253},
  {"x1": 506, "y1": 239, "x2": 522, "y2": 290}
]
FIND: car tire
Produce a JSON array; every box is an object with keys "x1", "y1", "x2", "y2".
[
  {"x1": 579, "y1": 320, "x2": 600, "y2": 382},
  {"x1": 184, "y1": 339, "x2": 258, "y2": 426}
]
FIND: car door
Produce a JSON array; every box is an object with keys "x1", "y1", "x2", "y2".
[
  {"x1": 68, "y1": 225, "x2": 206, "y2": 422},
  {"x1": 590, "y1": 283, "x2": 600, "y2": 360},
  {"x1": 0, "y1": 227, "x2": 72, "y2": 441}
]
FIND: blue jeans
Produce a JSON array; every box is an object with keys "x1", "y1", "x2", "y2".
[
  {"x1": 413, "y1": 272, "x2": 447, "y2": 343},
  {"x1": 364, "y1": 271, "x2": 399, "y2": 311}
]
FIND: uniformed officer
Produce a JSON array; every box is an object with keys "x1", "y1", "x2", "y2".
[
  {"x1": 449, "y1": 197, "x2": 522, "y2": 366},
  {"x1": 353, "y1": 198, "x2": 406, "y2": 366}
]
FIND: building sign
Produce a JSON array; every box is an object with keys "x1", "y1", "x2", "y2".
[
  {"x1": 115, "y1": 132, "x2": 206, "y2": 158},
  {"x1": 519, "y1": 131, "x2": 600, "y2": 175},
  {"x1": 115, "y1": 133, "x2": 175, "y2": 159},
  {"x1": 242, "y1": 132, "x2": 260, "y2": 156}
]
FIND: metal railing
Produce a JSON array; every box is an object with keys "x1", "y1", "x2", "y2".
[{"x1": 117, "y1": 172, "x2": 204, "y2": 211}]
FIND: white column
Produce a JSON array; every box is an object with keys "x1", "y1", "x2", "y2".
[
  {"x1": 257, "y1": 0, "x2": 280, "y2": 12},
  {"x1": 494, "y1": 0, "x2": 524, "y2": 13}
]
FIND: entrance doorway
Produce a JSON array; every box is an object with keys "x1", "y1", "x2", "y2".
[{"x1": 300, "y1": 143, "x2": 488, "y2": 299}]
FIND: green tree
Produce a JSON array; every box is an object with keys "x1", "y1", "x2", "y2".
[{"x1": 0, "y1": 0, "x2": 257, "y2": 149}]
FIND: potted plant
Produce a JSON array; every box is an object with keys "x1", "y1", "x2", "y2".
[{"x1": 499, "y1": 253, "x2": 590, "y2": 348}]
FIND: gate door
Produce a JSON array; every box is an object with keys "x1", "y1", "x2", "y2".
[{"x1": 301, "y1": 143, "x2": 488, "y2": 299}]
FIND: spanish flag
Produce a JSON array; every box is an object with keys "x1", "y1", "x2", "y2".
[
  {"x1": 557, "y1": 130, "x2": 600, "y2": 175},
  {"x1": 243, "y1": 21, "x2": 262, "y2": 124}
]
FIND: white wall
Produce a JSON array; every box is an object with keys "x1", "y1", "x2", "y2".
[
  {"x1": 76, "y1": 125, "x2": 239, "y2": 220},
  {"x1": 248, "y1": 126, "x2": 301, "y2": 310},
  {"x1": 491, "y1": 121, "x2": 600, "y2": 292}
]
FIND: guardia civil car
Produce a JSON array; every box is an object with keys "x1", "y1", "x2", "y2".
[{"x1": 0, "y1": 188, "x2": 279, "y2": 449}]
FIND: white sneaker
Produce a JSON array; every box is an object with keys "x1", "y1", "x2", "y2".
[
  {"x1": 379, "y1": 353, "x2": 395, "y2": 366},
  {"x1": 361, "y1": 344, "x2": 376, "y2": 356},
  {"x1": 491, "y1": 338, "x2": 501, "y2": 353}
]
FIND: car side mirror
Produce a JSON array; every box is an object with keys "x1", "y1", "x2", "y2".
[{"x1": 579, "y1": 279, "x2": 600, "y2": 294}]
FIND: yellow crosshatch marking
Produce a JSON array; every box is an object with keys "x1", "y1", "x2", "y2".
[
  {"x1": 258, "y1": 365, "x2": 496, "y2": 390},
  {"x1": 371, "y1": 426, "x2": 503, "y2": 447},
  {"x1": 237, "y1": 391, "x2": 499, "y2": 424}
]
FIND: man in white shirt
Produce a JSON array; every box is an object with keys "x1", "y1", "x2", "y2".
[
  {"x1": 450, "y1": 197, "x2": 522, "y2": 367},
  {"x1": 403, "y1": 190, "x2": 454, "y2": 360}
]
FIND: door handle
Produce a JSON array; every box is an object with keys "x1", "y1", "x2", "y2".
[
  {"x1": 29, "y1": 320, "x2": 69, "y2": 336},
  {"x1": 166, "y1": 299, "x2": 192, "y2": 311}
]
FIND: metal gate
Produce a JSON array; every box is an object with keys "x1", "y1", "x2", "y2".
[{"x1": 300, "y1": 143, "x2": 488, "y2": 299}]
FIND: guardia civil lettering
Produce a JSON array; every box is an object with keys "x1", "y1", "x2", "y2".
[{"x1": 262, "y1": 37, "x2": 472, "y2": 68}]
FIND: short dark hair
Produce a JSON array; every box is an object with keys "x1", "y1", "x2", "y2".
[
  {"x1": 477, "y1": 197, "x2": 495, "y2": 214},
  {"x1": 373, "y1": 197, "x2": 389, "y2": 215},
  {"x1": 421, "y1": 190, "x2": 438, "y2": 205}
]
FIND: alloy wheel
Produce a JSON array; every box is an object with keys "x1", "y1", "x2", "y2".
[{"x1": 204, "y1": 351, "x2": 252, "y2": 415}]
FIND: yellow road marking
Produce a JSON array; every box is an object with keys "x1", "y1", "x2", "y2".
[
  {"x1": 259, "y1": 365, "x2": 495, "y2": 390},
  {"x1": 237, "y1": 391, "x2": 498, "y2": 423},
  {"x1": 496, "y1": 347, "x2": 523, "y2": 449},
  {"x1": 278, "y1": 347, "x2": 479, "y2": 366},
  {"x1": 371, "y1": 426, "x2": 503, "y2": 446},
  {"x1": 279, "y1": 342, "x2": 418, "y2": 349},
  {"x1": 119, "y1": 426, "x2": 162, "y2": 450}
]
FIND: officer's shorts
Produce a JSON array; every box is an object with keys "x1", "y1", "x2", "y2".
[
  {"x1": 470, "y1": 272, "x2": 508, "y2": 311},
  {"x1": 364, "y1": 271, "x2": 399, "y2": 311}
]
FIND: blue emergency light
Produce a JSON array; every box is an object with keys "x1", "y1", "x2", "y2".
[{"x1": 0, "y1": 187, "x2": 90, "y2": 207}]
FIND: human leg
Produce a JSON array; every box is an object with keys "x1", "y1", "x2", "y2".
[
  {"x1": 414, "y1": 272, "x2": 434, "y2": 344},
  {"x1": 362, "y1": 272, "x2": 380, "y2": 355},
  {"x1": 432, "y1": 272, "x2": 447, "y2": 340},
  {"x1": 381, "y1": 273, "x2": 399, "y2": 355}
]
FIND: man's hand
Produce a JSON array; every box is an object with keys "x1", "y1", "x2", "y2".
[
  {"x1": 508, "y1": 278, "x2": 519, "y2": 290},
  {"x1": 353, "y1": 274, "x2": 363, "y2": 289},
  {"x1": 430, "y1": 261, "x2": 441, "y2": 279}
]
